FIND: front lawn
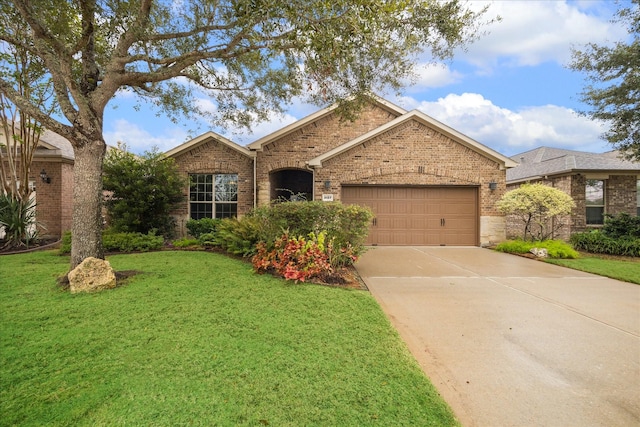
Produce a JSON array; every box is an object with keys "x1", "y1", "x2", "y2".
[
  {"x1": 0, "y1": 251, "x2": 457, "y2": 426},
  {"x1": 546, "y1": 255, "x2": 640, "y2": 284}
]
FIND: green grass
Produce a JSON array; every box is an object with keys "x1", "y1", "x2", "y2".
[
  {"x1": 546, "y1": 255, "x2": 640, "y2": 284},
  {"x1": 0, "y1": 250, "x2": 458, "y2": 426}
]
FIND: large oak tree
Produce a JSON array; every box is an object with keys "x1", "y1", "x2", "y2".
[
  {"x1": 570, "y1": 0, "x2": 640, "y2": 161},
  {"x1": 1, "y1": 0, "x2": 488, "y2": 269}
]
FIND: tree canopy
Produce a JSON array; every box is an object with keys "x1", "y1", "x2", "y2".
[
  {"x1": 569, "y1": 0, "x2": 640, "y2": 161},
  {"x1": 103, "y1": 145, "x2": 184, "y2": 237},
  {"x1": 496, "y1": 183, "x2": 576, "y2": 241},
  {"x1": 1, "y1": 0, "x2": 490, "y2": 269}
]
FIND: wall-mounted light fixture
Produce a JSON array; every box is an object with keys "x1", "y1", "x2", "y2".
[
  {"x1": 40, "y1": 169, "x2": 51, "y2": 184},
  {"x1": 324, "y1": 180, "x2": 331, "y2": 189},
  {"x1": 488, "y1": 181, "x2": 497, "y2": 191}
]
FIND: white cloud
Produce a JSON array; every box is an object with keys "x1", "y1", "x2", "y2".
[
  {"x1": 458, "y1": 0, "x2": 626, "y2": 70},
  {"x1": 103, "y1": 119, "x2": 190, "y2": 154},
  {"x1": 406, "y1": 64, "x2": 464, "y2": 91},
  {"x1": 405, "y1": 93, "x2": 608, "y2": 155},
  {"x1": 223, "y1": 110, "x2": 299, "y2": 145}
]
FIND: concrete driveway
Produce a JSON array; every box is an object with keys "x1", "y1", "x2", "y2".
[{"x1": 355, "y1": 247, "x2": 640, "y2": 427}]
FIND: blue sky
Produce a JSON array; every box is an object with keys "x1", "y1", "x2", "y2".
[{"x1": 102, "y1": 0, "x2": 631, "y2": 157}]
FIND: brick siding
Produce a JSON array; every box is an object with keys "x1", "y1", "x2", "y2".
[
  {"x1": 255, "y1": 103, "x2": 401, "y2": 204},
  {"x1": 169, "y1": 138, "x2": 254, "y2": 237},
  {"x1": 506, "y1": 173, "x2": 638, "y2": 240}
]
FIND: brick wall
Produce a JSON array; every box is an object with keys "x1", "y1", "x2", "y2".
[
  {"x1": 607, "y1": 175, "x2": 637, "y2": 216},
  {"x1": 315, "y1": 119, "x2": 507, "y2": 245},
  {"x1": 169, "y1": 138, "x2": 254, "y2": 237},
  {"x1": 316, "y1": 120, "x2": 505, "y2": 210},
  {"x1": 506, "y1": 173, "x2": 639, "y2": 240},
  {"x1": 30, "y1": 160, "x2": 74, "y2": 239},
  {"x1": 255, "y1": 103, "x2": 401, "y2": 205}
]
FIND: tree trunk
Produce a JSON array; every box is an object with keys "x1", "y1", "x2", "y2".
[{"x1": 70, "y1": 138, "x2": 106, "y2": 269}]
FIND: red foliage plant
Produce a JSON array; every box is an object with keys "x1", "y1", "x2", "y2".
[{"x1": 252, "y1": 233, "x2": 333, "y2": 283}]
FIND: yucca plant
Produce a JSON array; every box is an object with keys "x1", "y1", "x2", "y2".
[{"x1": 0, "y1": 194, "x2": 42, "y2": 250}]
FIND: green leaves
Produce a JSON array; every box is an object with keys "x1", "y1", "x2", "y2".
[
  {"x1": 569, "y1": 0, "x2": 640, "y2": 160},
  {"x1": 103, "y1": 145, "x2": 185, "y2": 237},
  {"x1": 0, "y1": 194, "x2": 41, "y2": 249},
  {"x1": 497, "y1": 183, "x2": 576, "y2": 241}
]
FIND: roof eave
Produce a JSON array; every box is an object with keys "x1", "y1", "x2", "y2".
[
  {"x1": 247, "y1": 95, "x2": 407, "y2": 151},
  {"x1": 309, "y1": 110, "x2": 517, "y2": 169},
  {"x1": 164, "y1": 131, "x2": 254, "y2": 159}
]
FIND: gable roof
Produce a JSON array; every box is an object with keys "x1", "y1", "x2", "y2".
[
  {"x1": 247, "y1": 95, "x2": 407, "y2": 150},
  {"x1": 37, "y1": 130, "x2": 75, "y2": 160},
  {"x1": 507, "y1": 147, "x2": 640, "y2": 183},
  {"x1": 164, "y1": 131, "x2": 254, "y2": 159},
  {"x1": 307, "y1": 109, "x2": 518, "y2": 169}
]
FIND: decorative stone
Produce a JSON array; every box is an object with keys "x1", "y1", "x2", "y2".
[
  {"x1": 68, "y1": 257, "x2": 117, "y2": 293},
  {"x1": 529, "y1": 248, "x2": 548, "y2": 258}
]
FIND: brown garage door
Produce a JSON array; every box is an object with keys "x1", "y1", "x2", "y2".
[{"x1": 342, "y1": 186, "x2": 479, "y2": 246}]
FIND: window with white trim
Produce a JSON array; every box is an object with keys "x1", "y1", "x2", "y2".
[
  {"x1": 586, "y1": 179, "x2": 605, "y2": 225},
  {"x1": 189, "y1": 174, "x2": 238, "y2": 220}
]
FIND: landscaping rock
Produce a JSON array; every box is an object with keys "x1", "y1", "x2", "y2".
[
  {"x1": 68, "y1": 257, "x2": 116, "y2": 293},
  {"x1": 529, "y1": 248, "x2": 548, "y2": 258}
]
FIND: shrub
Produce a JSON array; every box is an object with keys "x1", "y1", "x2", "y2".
[
  {"x1": 185, "y1": 218, "x2": 221, "y2": 239},
  {"x1": 59, "y1": 230, "x2": 72, "y2": 255},
  {"x1": 252, "y1": 232, "x2": 332, "y2": 282},
  {"x1": 59, "y1": 230, "x2": 164, "y2": 254},
  {"x1": 496, "y1": 183, "x2": 575, "y2": 241},
  {"x1": 198, "y1": 233, "x2": 217, "y2": 247},
  {"x1": 570, "y1": 230, "x2": 640, "y2": 257},
  {"x1": 250, "y1": 201, "x2": 373, "y2": 266},
  {"x1": 602, "y1": 213, "x2": 640, "y2": 239},
  {"x1": 0, "y1": 194, "x2": 41, "y2": 249},
  {"x1": 103, "y1": 230, "x2": 164, "y2": 253},
  {"x1": 103, "y1": 145, "x2": 185, "y2": 237},
  {"x1": 172, "y1": 238, "x2": 201, "y2": 248},
  {"x1": 214, "y1": 216, "x2": 262, "y2": 256},
  {"x1": 495, "y1": 239, "x2": 579, "y2": 259}
]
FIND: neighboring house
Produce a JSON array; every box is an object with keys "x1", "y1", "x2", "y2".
[
  {"x1": 1, "y1": 129, "x2": 74, "y2": 239},
  {"x1": 506, "y1": 147, "x2": 640, "y2": 240},
  {"x1": 167, "y1": 96, "x2": 517, "y2": 246}
]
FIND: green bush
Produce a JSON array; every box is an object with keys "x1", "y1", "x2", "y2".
[
  {"x1": 250, "y1": 201, "x2": 373, "y2": 267},
  {"x1": 59, "y1": 230, "x2": 72, "y2": 255},
  {"x1": 186, "y1": 218, "x2": 221, "y2": 239},
  {"x1": 570, "y1": 230, "x2": 640, "y2": 257},
  {"x1": 602, "y1": 213, "x2": 640, "y2": 239},
  {"x1": 253, "y1": 232, "x2": 332, "y2": 282},
  {"x1": 59, "y1": 230, "x2": 164, "y2": 254},
  {"x1": 172, "y1": 238, "x2": 201, "y2": 248},
  {"x1": 213, "y1": 216, "x2": 262, "y2": 256},
  {"x1": 0, "y1": 194, "x2": 41, "y2": 249},
  {"x1": 495, "y1": 239, "x2": 579, "y2": 259},
  {"x1": 103, "y1": 145, "x2": 185, "y2": 237}
]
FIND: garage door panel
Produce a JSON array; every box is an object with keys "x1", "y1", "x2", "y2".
[{"x1": 342, "y1": 186, "x2": 478, "y2": 246}]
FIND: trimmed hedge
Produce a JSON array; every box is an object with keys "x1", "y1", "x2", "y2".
[
  {"x1": 185, "y1": 218, "x2": 221, "y2": 239},
  {"x1": 250, "y1": 201, "x2": 373, "y2": 267},
  {"x1": 185, "y1": 201, "x2": 374, "y2": 268},
  {"x1": 59, "y1": 230, "x2": 164, "y2": 255},
  {"x1": 570, "y1": 231, "x2": 640, "y2": 257}
]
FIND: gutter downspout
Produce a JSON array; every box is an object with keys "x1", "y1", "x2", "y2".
[{"x1": 253, "y1": 154, "x2": 257, "y2": 209}]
